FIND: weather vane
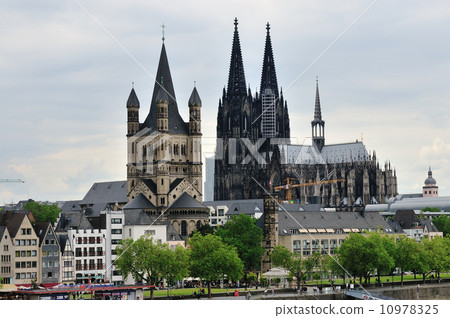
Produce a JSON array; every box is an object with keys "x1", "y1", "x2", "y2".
[{"x1": 161, "y1": 23, "x2": 166, "y2": 42}]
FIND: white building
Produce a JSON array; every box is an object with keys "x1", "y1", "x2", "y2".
[{"x1": 68, "y1": 229, "x2": 107, "y2": 285}]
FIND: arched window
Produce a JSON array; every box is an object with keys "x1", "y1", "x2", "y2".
[
  {"x1": 196, "y1": 221, "x2": 201, "y2": 230},
  {"x1": 181, "y1": 221, "x2": 187, "y2": 237}
]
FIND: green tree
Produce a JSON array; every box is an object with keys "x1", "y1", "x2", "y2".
[
  {"x1": 189, "y1": 223, "x2": 214, "y2": 237},
  {"x1": 270, "y1": 246, "x2": 319, "y2": 290},
  {"x1": 23, "y1": 201, "x2": 61, "y2": 224},
  {"x1": 187, "y1": 233, "x2": 244, "y2": 298},
  {"x1": 421, "y1": 207, "x2": 441, "y2": 212},
  {"x1": 395, "y1": 236, "x2": 419, "y2": 286},
  {"x1": 114, "y1": 236, "x2": 189, "y2": 299},
  {"x1": 432, "y1": 215, "x2": 450, "y2": 237},
  {"x1": 246, "y1": 271, "x2": 257, "y2": 286},
  {"x1": 422, "y1": 237, "x2": 449, "y2": 280},
  {"x1": 367, "y1": 232, "x2": 396, "y2": 284},
  {"x1": 215, "y1": 214, "x2": 264, "y2": 273},
  {"x1": 337, "y1": 233, "x2": 377, "y2": 284},
  {"x1": 0, "y1": 277, "x2": 3, "y2": 289}
]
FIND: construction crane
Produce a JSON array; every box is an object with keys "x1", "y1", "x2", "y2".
[
  {"x1": 0, "y1": 179, "x2": 25, "y2": 183},
  {"x1": 273, "y1": 177, "x2": 345, "y2": 202}
]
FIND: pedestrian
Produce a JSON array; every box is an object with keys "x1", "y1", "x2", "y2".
[
  {"x1": 246, "y1": 291, "x2": 251, "y2": 300},
  {"x1": 416, "y1": 284, "x2": 419, "y2": 300},
  {"x1": 264, "y1": 288, "x2": 268, "y2": 297},
  {"x1": 272, "y1": 287, "x2": 275, "y2": 296}
]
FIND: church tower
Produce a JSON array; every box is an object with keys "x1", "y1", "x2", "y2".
[
  {"x1": 312, "y1": 78, "x2": 325, "y2": 151},
  {"x1": 126, "y1": 85, "x2": 140, "y2": 137},
  {"x1": 125, "y1": 38, "x2": 208, "y2": 238}
]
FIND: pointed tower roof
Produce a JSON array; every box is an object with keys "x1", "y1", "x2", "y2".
[
  {"x1": 143, "y1": 43, "x2": 188, "y2": 134},
  {"x1": 127, "y1": 87, "x2": 140, "y2": 108},
  {"x1": 227, "y1": 18, "x2": 247, "y2": 100},
  {"x1": 312, "y1": 77, "x2": 324, "y2": 123},
  {"x1": 260, "y1": 22, "x2": 279, "y2": 98},
  {"x1": 188, "y1": 86, "x2": 201, "y2": 106}
]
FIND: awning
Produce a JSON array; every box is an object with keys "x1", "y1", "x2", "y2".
[
  {"x1": 0, "y1": 284, "x2": 18, "y2": 292},
  {"x1": 351, "y1": 228, "x2": 360, "y2": 233},
  {"x1": 343, "y1": 228, "x2": 352, "y2": 233},
  {"x1": 316, "y1": 229, "x2": 326, "y2": 233},
  {"x1": 308, "y1": 229, "x2": 317, "y2": 233},
  {"x1": 325, "y1": 229, "x2": 335, "y2": 233},
  {"x1": 299, "y1": 229, "x2": 308, "y2": 233}
]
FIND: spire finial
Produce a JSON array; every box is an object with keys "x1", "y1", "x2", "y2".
[
  {"x1": 132, "y1": 81, "x2": 134, "y2": 89},
  {"x1": 266, "y1": 22, "x2": 270, "y2": 33},
  {"x1": 316, "y1": 75, "x2": 319, "y2": 84},
  {"x1": 234, "y1": 17, "x2": 238, "y2": 30},
  {"x1": 194, "y1": 80, "x2": 196, "y2": 88},
  {"x1": 161, "y1": 23, "x2": 166, "y2": 42}
]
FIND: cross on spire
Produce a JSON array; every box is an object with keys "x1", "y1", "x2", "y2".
[{"x1": 161, "y1": 23, "x2": 166, "y2": 42}]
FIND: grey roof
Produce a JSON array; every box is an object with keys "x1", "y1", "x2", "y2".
[
  {"x1": 127, "y1": 88, "x2": 140, "y2": 108},
  {"x1": 321, "y1": 142, "x2": 369, "y2": 164},
  {"x1": 420, "y1": 218, "x2": 439, "y2": 232},
  {"x1": 55, "y1": 211, "x2": 93, "y2": 232},
  {"x1": 257, "y1": 211, "x2": 392, "y2": 235},
  {"x1": 0, "y1": 211, "x2": 27, "y2": 237},
  {"x1": 57, "y1": 234, "x2": 69, "y2": 253},
  {"x1": 203, "y1": 199, "x2": 263, "y2": 210},
  {"x1": 278, "y1": 141, "x2": 369, "y2": 165},
  {"x1": 124, "y1": 210, "x2": 153, "y2": 225},
  {"x1": 142, "y1": 43, "x2": 189, "y2": 135},
  {"x1": 123, "y1": 193, "x2": 156, "y2": 210},
  {"x1": 80, "y1": 181, "x2": 127, "y2": 205},
  {"x1": 0, "y1": 226, "x2": 7, "y2": 241},
  {"x1": 165, "y1": 222, "x2": 182, "y2": 241},
  {"x1": 169, "y1": 193, "x2": 208, "y2": 210},
  {"x1": 169, "y1": 178, "x2": 184, "y2": 193},
  {"x1": 142, "y1": 179, "x2": 157, "y2": 195},
  {"x1": 188, "y1": 87, "x2": 201, "y2": 106},
  {"x1": 61, "y1": 200, "x2": 81, "y2": 213},
  {"x1": 34, "y1": 222, "x2": 50, "y2": 246},
  {"x1": 227, "y1": 201, "x2": 264, "y2": 216},
  {"x1": 388, "y1": 196, "x2": 450, "y2": 212}
]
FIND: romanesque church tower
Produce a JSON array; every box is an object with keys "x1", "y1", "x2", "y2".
[{"x1": 126, "y1": 40, "x2": 208, "y2": 238}]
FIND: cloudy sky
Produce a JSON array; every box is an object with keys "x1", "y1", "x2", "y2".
[{"x1": 1, "y1": 0, "x2": 449, "y2": 203}]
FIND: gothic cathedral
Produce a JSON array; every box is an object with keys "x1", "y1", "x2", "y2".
[{"x1": 214, "y1": 19, "x2": 398, "y2": 209}]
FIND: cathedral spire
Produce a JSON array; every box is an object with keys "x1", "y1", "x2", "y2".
[
  {"x1": 227, "y1": 18, "x2": 247, "y2": 100},
  {"x1": 260, "y1": 22, "x2": 279, "y2": 98},
  {"x1": 311, "y1": 77, "x2": 325, "y2": 152},
  {"x1": 313, "y1": 77, "x2": 322, "y2": 121}
]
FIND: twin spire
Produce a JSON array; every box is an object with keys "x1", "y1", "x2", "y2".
[{"x1": 227, "y1": 18, "x2": 279, "y2": 100}]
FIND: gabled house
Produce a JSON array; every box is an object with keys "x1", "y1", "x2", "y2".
[
  {"x1": 0, "y1": 211, "x2": 40, "y2": 285},
  {"x1": 0, "y1": 226, "x2": 13, "y2": 284},
  {"x1": 34, "y1": 222, "x2": 61, "y2": 286}
]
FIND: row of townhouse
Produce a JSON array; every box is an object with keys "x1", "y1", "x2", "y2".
[{"x1": 0, "y1": 211, "x2": 61, "y2": 286}]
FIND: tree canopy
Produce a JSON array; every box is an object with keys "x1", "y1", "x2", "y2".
[
  {"x1": 23, "y1": 201, "x2": 61, "y2": 224},
  {"x1": 432, "y1": 215, "x2": 450, "y2": 237},
  {"x1": 215, "y1": 214, "x2": 264, "y2": 273},
  {"x1": 187, "y1": 233, "x2": 243, "y2": 298},
  {"x1": 114, "y1": 236, "x2": 189, "y2": 299},
  {"x1": 270, "y1": 245, "x2": 319, "y2": 290}
]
